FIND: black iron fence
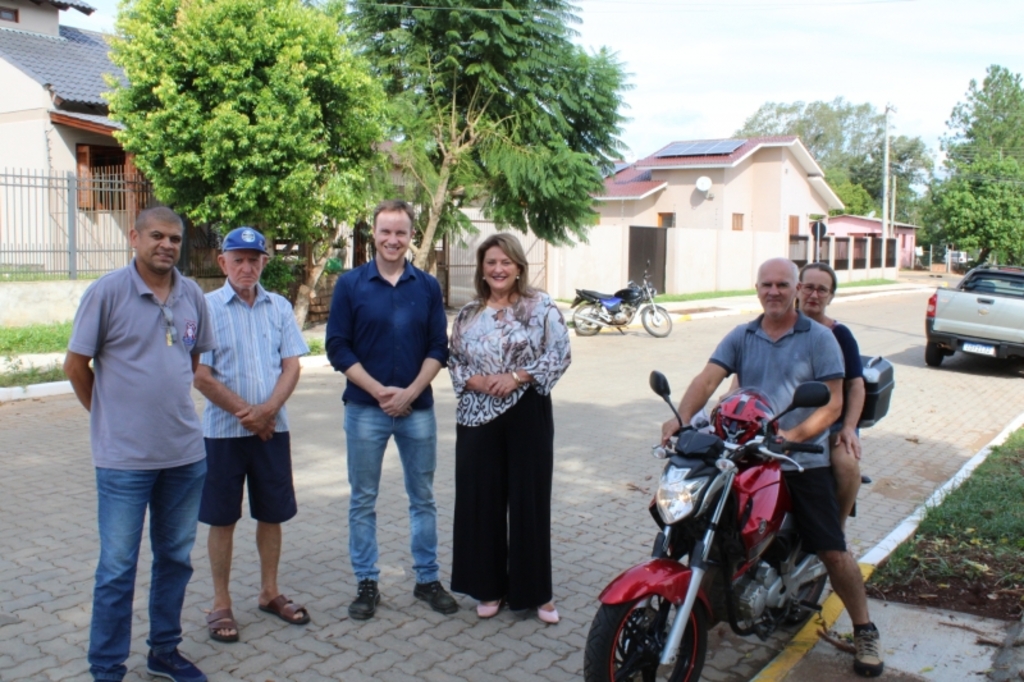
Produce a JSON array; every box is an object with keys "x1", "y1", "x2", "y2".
[{"x1": 0, "y1": 168, "x2": 152, "y2": 280}]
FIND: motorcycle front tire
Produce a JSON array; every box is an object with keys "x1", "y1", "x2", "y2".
[
  {"x1": 583, "y1": 597, "x2": 708, "y2": 682},
  {"x1": 573, "y1": 304, "x2": 602, "y2": 337},
  {"x1": 641, "y1": 305, "x2": 673, "y2": 338}
]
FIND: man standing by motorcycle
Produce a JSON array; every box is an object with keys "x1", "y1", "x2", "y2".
[{"x1": 660, "y1": 257, "x2": 883, "y2": 678}]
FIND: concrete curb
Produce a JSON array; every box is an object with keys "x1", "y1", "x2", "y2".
[
  {"x1": 0, "y1": 380, "x2": 73, "y2": 403},
  {"x1": 750, "y1": 407, "x2": 1024, "y2": 682}
]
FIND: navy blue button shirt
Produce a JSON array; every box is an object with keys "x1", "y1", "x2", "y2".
[{"x1": 326, "y1": 259, "x2": 449, "y2": 409}]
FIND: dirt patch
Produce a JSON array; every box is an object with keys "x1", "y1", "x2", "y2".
[{"x1": 869, "y1": 543, "x2": 1024, "y2": 622}]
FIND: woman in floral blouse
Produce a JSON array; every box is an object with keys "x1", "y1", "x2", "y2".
[{"x1": 448, "y1": 233, "x2": 572, "y2": 624}]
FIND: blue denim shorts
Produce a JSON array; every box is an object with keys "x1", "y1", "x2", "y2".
[{"x1": 199, "y1": 433, "x2": 297, "y2": 526}]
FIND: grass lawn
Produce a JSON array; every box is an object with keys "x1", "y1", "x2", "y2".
[
  {"x1": 869, "y1": 429, "x2": 1024, "y2": 620},
  {"x1": 0, "y1": 361, "x2": 66, "y2": 388},
  {"x1": 0, "y1": 321, "x2": 72, "y2": 355}
]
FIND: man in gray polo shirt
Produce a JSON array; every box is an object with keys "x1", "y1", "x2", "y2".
[
  {"x1": 660, "y1": 257, "x2": 883, "y2": 678},
  {"x1": 64, "y1": 207, "x2": 215, "y2": 682}
]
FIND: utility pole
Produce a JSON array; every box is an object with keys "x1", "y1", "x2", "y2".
[{"x1": 881, "y1": 103, "x2": 896, "y2": 271}]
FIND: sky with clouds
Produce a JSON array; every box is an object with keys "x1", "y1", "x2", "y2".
[{"x1": 62, "y1": 0, "x2": 1024, "y2": 164}]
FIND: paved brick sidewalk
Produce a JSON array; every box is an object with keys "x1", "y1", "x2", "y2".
[{"x1": 2, "y1": 291, "x2": 1023, "y2": 681}]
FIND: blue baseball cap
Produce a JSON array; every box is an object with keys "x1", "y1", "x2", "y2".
[{"x1": 221, "y1": 227, "x2": 268, "y2": 255}]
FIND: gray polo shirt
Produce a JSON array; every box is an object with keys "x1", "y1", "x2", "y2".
[
  {"x1": 68, "y1": 260, "x2": 215, "y2": 470},
  {"x1": 709, "y1": 311, "x2": 844, "y2": 470}
]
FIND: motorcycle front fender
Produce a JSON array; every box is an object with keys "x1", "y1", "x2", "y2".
[{"x1": 598, "y1": 559, "x2": 711, "y2": 610}]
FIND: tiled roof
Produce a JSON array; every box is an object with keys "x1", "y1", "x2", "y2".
[
  {"x1": 44, "y1": 1, "x2": 96, "y2": 13},
  {"x1": 597, "y1": 166, "x2": 668, "y2": 201},
  {"x1": 0, "y1": 25, "x2": 122, "y2": 107},
  {"x1": 636, "y1": 136, "x2": 799, "y2": 168}
]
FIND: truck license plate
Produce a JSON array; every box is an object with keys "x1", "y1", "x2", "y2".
[{"x1": 963, "y1": 342, "x2": 996, "y2": 356}]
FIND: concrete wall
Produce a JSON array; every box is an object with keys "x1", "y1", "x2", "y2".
[
  {"x1": 548, "y1": 223, "x2": 628, "y2": 300},
  {"x1": 49, "y1": 126, "x2": 121, "y2": 174},
  {"x1": 0, "y1": 280, "x2": 92, "y2": 326},
  {"x1": 0, "y1": 58, "x2": 51, "y2": 171}
]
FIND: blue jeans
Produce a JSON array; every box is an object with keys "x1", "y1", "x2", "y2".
[
  {"x1": 344, "y1": 403, "x2": 439, "y2": 584},
  {"x1": 89, "y1": 460, "x2": 206, "y2": 681}
]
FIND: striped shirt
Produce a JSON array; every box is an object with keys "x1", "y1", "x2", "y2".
[{"x1": 199, "y1": 282, "x2": 309, "y2": 438}]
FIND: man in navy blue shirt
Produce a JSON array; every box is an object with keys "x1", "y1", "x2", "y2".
[{"x1": 326, "y1": 199, "x2": 457, "y2": 620}]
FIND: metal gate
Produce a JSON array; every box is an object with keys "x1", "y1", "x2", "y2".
[
  {"x1": 0, "y1": 168, "x2": 152, "y2": 279},
  {"x1": 440, "y1": 223, "x2": 547, "y2": 308},
  {"x1": 628, "y1": 225, "x2": 666, "y2": 293}
]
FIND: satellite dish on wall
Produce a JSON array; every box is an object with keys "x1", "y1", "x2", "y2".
[{"x1": 695, "y1": 176, "x2": 713, "y2": 193}]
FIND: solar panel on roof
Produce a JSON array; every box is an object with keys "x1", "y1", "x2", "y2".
[
  {"x1": 655, "y1": 139, "x2": 746, "y2": 158},
  {"x1": 613, "y1": 161, "x2": 631, "y2": 174}
]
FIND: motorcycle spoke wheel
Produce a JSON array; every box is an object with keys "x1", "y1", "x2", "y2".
[
  {"x1": 573, "y1": 305, "x2": 602, "y2": 336},
  {"x1": 583, "y1": 597, "x2": 707, "y2": 682},
  {"x1": 641, "y1": 306, "x2": 672, "y2": 338}
]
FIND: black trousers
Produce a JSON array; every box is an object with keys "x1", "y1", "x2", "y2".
[{"x1": 450, "y1": 388, "x2": 554, "y2": 610}]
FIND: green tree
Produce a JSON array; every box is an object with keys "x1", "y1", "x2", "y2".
[
  {"x1": 735, "y1": 97, "x2": 881, "y2": 171},
  {"x1": 824, "y1": 168, "x2": 875, "y2": 217},
  {"x1": 347, "y1": 0, "x2": 628, "y2": 268},
  {"x1": 848, "y1": 134, "x2": 933, "y2": 223},
  {"x1": 944, "y1": 65, "x2": 1024, "y2": 165},
  {"x1": 107, "y1": 0, "x2": 385, "y2": 324},
  {"x1": 933, "y1": 65, "x2": 1024, "y2": 263},
  {"x1": 931, "y1": 155, "x2": 1024, "y2": 263}
]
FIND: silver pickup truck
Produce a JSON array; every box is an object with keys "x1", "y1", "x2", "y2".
[{"x1": 924, "y1": 265, "x2": 1024, "y2": 367}]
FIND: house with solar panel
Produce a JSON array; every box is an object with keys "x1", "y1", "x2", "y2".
[
  {"x1": 0, "y1": 0, "x2": 150, "y2": 280},
  {"x1": 543, "y1": 136, "x2": 898, "y2": 298}
]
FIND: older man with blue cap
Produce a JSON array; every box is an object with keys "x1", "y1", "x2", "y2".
[{"x1": 193, "y1": 227, "x2": 310, "y2": 643}]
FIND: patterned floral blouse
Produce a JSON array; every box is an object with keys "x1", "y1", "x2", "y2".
[{"x1": 449, "y1": 292, "x2": 572, "y2": 427}]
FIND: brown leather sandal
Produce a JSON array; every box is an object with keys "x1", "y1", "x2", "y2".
[
  {"x1": 206, "y1": 608, "x2": 239, "y2": 642},
  {"x1": 258, "y1": 594, "x2": 311, "y2": 625}
]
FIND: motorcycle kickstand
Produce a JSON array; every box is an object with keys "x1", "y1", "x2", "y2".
[{"x1": 616, "y1": 326, "x2": 626, "y2": 335}]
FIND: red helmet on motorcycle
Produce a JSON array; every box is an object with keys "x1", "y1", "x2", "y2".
[{"x1": 711, "y1": 388, "x2": 777, "y2": 443}]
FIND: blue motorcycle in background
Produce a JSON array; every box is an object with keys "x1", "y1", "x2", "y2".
[{"x1": 570, "y1": 270, "x2": 673, "y2": 338}]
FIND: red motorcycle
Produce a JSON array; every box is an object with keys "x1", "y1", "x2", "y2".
[{"x1": 583, "y1": 372, "x2": 832, "y2": 682}]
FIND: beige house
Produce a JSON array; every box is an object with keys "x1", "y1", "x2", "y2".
[
  {"x1": 0, "y1": 0, "x2": 127, "y2": 174},
  {"x1": 545, "y1": 136, "x2": 849, "y2": 299},
  {"x1": 0, "y1": 0, "x2": 150, "y2": 285}
]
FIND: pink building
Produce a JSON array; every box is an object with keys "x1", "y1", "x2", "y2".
[{"x1": 826, "y1": 215, "x2": 919, "y2": 270}]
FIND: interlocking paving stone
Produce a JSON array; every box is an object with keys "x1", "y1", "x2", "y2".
[{"x1": 2, "y1": 291, "x2": 1023, "y2": 680}]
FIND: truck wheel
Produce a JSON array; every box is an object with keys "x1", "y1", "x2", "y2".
[{"x1": 925, "y1": 342, "x2": 945, "y2": 367}]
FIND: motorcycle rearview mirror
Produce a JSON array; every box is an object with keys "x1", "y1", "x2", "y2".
[
  {"x1": 771, "y1": 381, "x2": 831, "y2": 425},
  {"x1": 650, "y1": 371, "x2": 686, "y2": 431},
  {"x1": 649, "y1": 371, "x2": 671, "y2": 398}
]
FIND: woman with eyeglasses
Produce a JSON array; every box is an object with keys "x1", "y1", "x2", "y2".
[{"x1": 796, "y1": 262, "x2": 864, "y2": 529}]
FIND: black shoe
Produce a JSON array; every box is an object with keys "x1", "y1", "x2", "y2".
[
  {"x1": 146, "y1": 648, "x2": 207, "y2": 682},
  {"x1": 348, "y1": 579, "x2": 380, "y2": 620},
  {"x1": 414, "y1": 581, "x2": 459, "y2": 615}
]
